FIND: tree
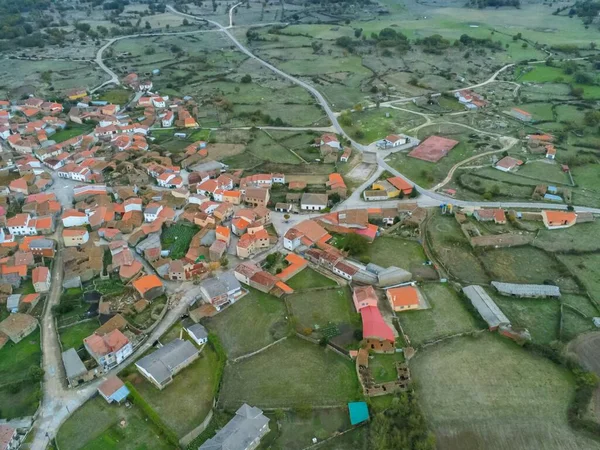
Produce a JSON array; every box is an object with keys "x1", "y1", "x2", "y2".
[
  {"x1": 183, "y1": 18, "x2": 190, "y2": 26},
  {"x1": 584, "y1": 110, "x2": 600, "y2": 126},
  {"x1": 241, "y1": 74, "x2": 252, "y2": 83},
  {"x1": 409, "y1": 186, "x2": 418, "y2": 198},
  {"x1": 219, "y1": 256, "x2": 229, "y2": 268},
  {"x1": 354, "y1": 28, "x2": 362, "y2": 38},
  {"x1": 145, "y1": 21, "x2": 151, "y2": 29},
  {"x1": 28, "y1": 366, "x2": 44, "y2": 381},
  {"x1": 283, "y1": 213, "x2": 290, "y2": 222},
  {"x1": 343, "y1": 233, "x2": 369, "y2": 256}
]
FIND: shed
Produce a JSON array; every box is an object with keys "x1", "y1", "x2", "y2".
[
  {"x1": 348, "y1": 402, "x2": 370, "y2": 425},
  {"x1": 62, "y1": 348, "x2": 87, "y2": 384},
  {"x1": 491, "y1": 281, "x2": 560, "y2": 298},
  {"x1": 185, "y1": 323, "x2": 208, "y2": 345},
  {"x1": 98, "y1": 376, "x2": 130, "y2": 404},
  {"x1": 543, "y1": 193, "x2": 562, "y2": 202},
  {"x1": 462, "y1": 285, "x2": 510, "y2": 330},
  {"x1": 377, "y1": 266, "x2": 412, "y2": 287}
]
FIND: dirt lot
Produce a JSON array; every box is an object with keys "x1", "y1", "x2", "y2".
[{"x1": 284, "y1": 174, "x2": 329, "y2": 184}]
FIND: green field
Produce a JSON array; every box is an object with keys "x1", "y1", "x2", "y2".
[
  {"x1": 59, "y1": 320, "x2": 98, "y2": 350},
  {"x1": 129, "y1": 345, "x2": 220, "y2": 438},
  {"x1": 52, "y1": 123, "x2": 94, "y2": 143},
  {"x1": 286, "y1": 268, "x2": 337, "y2": 291},
  {"x1": 342, "y1": 107, "x2": 427, "y2": 144},
  {"x1": 426, "y1": 212, "x2": 489, "y2": 284},
  {"x1": 219, "y1": 338, "x2": 361, "y2": 409},
  {"x1": 0, "y1": 329, "x2": 41, "y2": 385},
  {"x1": 287, "y1": 286, "x2": 359, "y2": 332},
  {"x1": 369, "y1": 352, "x2": 404, "y2": 383},
  {"x1": 56, "y1": 396, "x2": 172, "y2": 450},
  {"x1": 0, "y1": 383, "x2": 39, "y2": 419},
  {"x1": 477, "y1": 246, "x2": 578, "y2": 291},
  {"x1": 203, "y1": 288, "x2": 288, "y2": 359},
  {"x1": 360, "y1": 236, "x2": 427, "y2": 273},
  {"x1": 98, "y1": 88, "x2": 132, "y2": 105},
  {"x1": 160, "y1": 224, "x2": 199, "y2": 260},
  {"x1": 534, "y1": 222, "x2": 600, "y2": 253},
  {"x1": 559, "y1": 254, "x2": 600, "y2": 304},
  {"x1": 399, "y1": 283, "x2": 482, "y2": 347},
  {"x1": 411, "y1": 333, "x2": 598, "y2": 450}
]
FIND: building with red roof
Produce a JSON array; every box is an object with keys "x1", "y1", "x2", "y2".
[
  {"x1": 84, "y1": 329, "x2": 133, "y2": 369},
  {"x1": 386, "y1": 286, "x2": 419, "y2": 312}
]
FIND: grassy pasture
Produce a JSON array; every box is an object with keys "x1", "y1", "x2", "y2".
[
  {"x1": 411, "y1": 333, "x2": 598, "y2": 450},
  {"x1": 558, "y1": 254, "x2": 600, "y2": 304},
  {"x1": 56, "y1": 396, "x2": 171, "y2": 450},
  {"x1": 0, "y1": 383, "x2": 39, "y2": 420},
  {"x1": 399, "y1": 283, "x2": 482, "y2": 347},
  {"x1": 203, "y1": 288, "x2": 288, "y2": 359},
  {"x1": 52, "y1": 123, "x2": 94, "y2": 143},
  {"x1": 0, "y1": 329, "x2": 41, "y2": 385},
  {"x1": 534, "y1": 221, "x2": 600, "y2": 253},
  {"x1": 126, "y1": 345, "x2": 220, "y2": 438},
  {"x1": 59, "y1": 320, "x2": 98, "y2": 350},
  {"x1": 286, "y1": 267, "x2": 337, "y2": 291},
  {"x1": 97, "y1": 88, "x2": 132, "y2": 105},
  {"x1": 357, "y1": 236, "x2": 427, "y2": 273},
  {"x1": 287, "y1": 286, "x2": 359, "y2": 331},
  {"x1": 343, "y1": 108, "x2": 427, "y2": 144},
  {"x1": 219, "y1": 337, "x2": 361, "y2": 409}
]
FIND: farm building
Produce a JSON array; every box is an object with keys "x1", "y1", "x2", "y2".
[
  {"x1": 62, "y1": 348, "x2": 88, "y2": 387},
  {"x1": 386, "y1": 285, "x2": 420, "y2": 312},
  {"x1": 508, "y1": 108, "x2": 532, "y2": 122},
  {"x1": 495, "y1": 156, "x2": 523, "y2": 173},
  {"x1": 541, "y1": 210, "x2": 577, "y2": 230},
  {"x1": 200, "y1": 404, "x2": 270, "y2": 450},
  {"x1": 98, "y1": 376, "x2": 130, "y2": 404},
  {"x1": 462, "y1": 285, "x2": 510, "y2": 330},
  {"x1": 491, "y1": 281, "x2": 560, "y2": 299}
]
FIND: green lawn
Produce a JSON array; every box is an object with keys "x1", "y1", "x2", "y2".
[
  {"x1": 59, "y1": 320, "x2": 98, "y2": 350},
  {"x1": 534, "y1": 221, "x2": 600, "y2": 253},
  {"x1": 559, "y1": 254, "x2": 600, "y2": 304},
  {"x1": 286, "y1": 267, "x2": 337, "y2": 291},
  {"x1": 490, "y1": 289, "x2": 560, "y2": 345},
  {"x1": 369, "y1": 353, "x2": 404, "y2": 384},
  {"x1": 0, "y1": 329, "x2": 41, "y2": 385},
  {"x1": 160, "y1": 224, "x2": 199, "y2": 260},
  {"x1": 287, "y1": 286, "x2": 359, "y2": 331},
  {"x1": 359, "y1": 237, "x2": 427, "y2": 273},
  {"x1": 399, "y1": 283, "x2": 482, "y2": 347},
  {"x1": 56, "y1": 396, "x2": 172, "y2": 450},
  {"x1": 220, "y1": 338, "x2": 361, "y2": 409},
  {"x1": 0, "y1": 383, "x2": 39, "y2": 419},
  {"x1": 342, "y1": 108, "x2": 427, "y2": 145},
  {"x1": 129, "y1": 344, "x2": 220, "y2": 438},
  {"x1": 98, "y1": 88, "x2": 133, "y2": 105},
  {"x1": 52, "y1": 124, "x2": 94, "y2": 143},
  {"x1": 203, "y1": 288, "x2": 288, "y2": 359},
  {"x1": 411, "y1": 333, "x2": 598, "y2": 450}
]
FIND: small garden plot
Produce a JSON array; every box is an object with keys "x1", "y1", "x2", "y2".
[
  {"x1": 477, "y1": 246, "x2": 578, "y2": 291},
  {"x1": 160, "y1": 223, "x2": 199, "y2": 260},
  {"x1": 286, "y1": 268, "x2": 337, "y2": 291},
  {"x1": 128, "y1": 295, "x2": 167, "y2": 330},
  {"x1": 399, "y1": 283, "x2": 482, "y2": 348},
  {"x1": 203, "y1": 288, "x2": 288, "y2": 359},
  {"x1": 126, "y1": 345, "x2": 221, "y2": 438},
  {"x1": 360, "y1": 237, "x2": 427, "y2": 273},
  {"x1": 55, "y1": 288, "x2": 88, "y2": 327},
  {"x1": 426, "y1": 213, "x2": 489, "y2": 284},
  {"x1": 490, "y1": 290, "x2": 560, "y2": 345},
  {"x1": 89, "y1": 278, "x2": 127, "y2": 296},
  {"x1": 56, "y1": 396, "x2": 172, "y2": 450},
  {"x1": 369, "y1": 353, "x2": 404, "y2": 384},
  {"x1": 266, "y1": 408, "x2": 353, "y2": 450},
  {"x1": 219, "y1": 338, "x2": 360, "y2": 409},
  {"x1": 287, "y1": 287, "x2": 359, "y2": 333},
  {"x1": 59, "y1": 320, "x2": 98, "y2": 350},
  {"x1": 411, "y1": 333, "x2": 598, "y2": 450}
]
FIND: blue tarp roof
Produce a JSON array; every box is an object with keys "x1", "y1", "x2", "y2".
[
  {"x1": 110, "y1": 385, "x2": 130, "y2": 403},
  {"x1": 544, "y1": 193, "x2": 562, "y2": 202},
  {"x1": 348, "y1": 402, "x2": 369, "y2": 425}
]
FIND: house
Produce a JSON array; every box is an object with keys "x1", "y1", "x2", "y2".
[
  {"x1": 283, "y1": 220, "x2": 329, "y2": 251},
  {"x1": 386, "y1": 285, "x2": 419, "y2": 312},
  {"x1": 474, "y1": 209, "x2": 506, "y2": 224},
  {"x1": 340, "y1": 147, "x2": 352, "y2": 162},
  {"x1": 135, "y1": 339, "x2": 199, "y2": 390},
  {"x1": 199, "y1": 404, "x2": 270, "y2": 450},
  {"x1": 243, "y1": 188, "x2": 270, "y2": 208},
  {"x1": 331, "y1": 260, "x2": 358, "y2": 280},
  {"x1": 7, "y1": 214, "x2": 36, "y2": 236},
  {"x1": 84, "y1": 329, "x2": 133, "y2": 369},
  {"x1": 210, "y1": 240, "x2": 227, "y2": 262},
  {"x1": 274, "y1": 203, "x2": 292, "y2": 213},
  {"x1": 66, "y1": 88, "x2": 87, "y2": 101},
  {"x1": 541, "y1": 210, "x2": 577, "y2": 230},
  {"x1": 495, "y1": 156, "x2": 523, "y2": 172},
  {"x1": 62, "y1": 348, "x2": 88, "y2": 387},
  {"x1": 185, "y1": 323, "x2": 208, "y2": 345},
  {"x1": 161, "y1": 110, "x2": 174, "y2": 127},
  {"x1": 352, "y1": 285, "x2": 378, "y2": 312},
  {"x1": 200, "y1": 273, "x2": 243, "y2": 311},
  {"x1": 509, "y1": 107, "x2": 532, "y2": 122},
  {"x1": 63, "y1": 228, "x2": 89, "y2": 247},
  {"x1": 301, "y1": 193, "x2": 328, "y2": 211},
  {"x1": 222, "y1": 190, "x2": 241, "y2": 205},
  {"x1": 144, "y1": 203, "x2": 163, "y2": 222},
  {"x1": 29, "y1": 238, "x2": 56, "y2": 258},
  {"x1": 8, "y1": 177, "x2": 28, "y2": 195},
  {"x1": 133, "y1": 274, "x2": 165, "y2": 301},
  {"x1": 98, "y1": 376, "x2": 130, "y2": 404},
  {"x1": 382, "y1": 134, "x2": 408, "y2": 148},
  {"x1": 62, "y1": 209, "x2": 89, "y2": 227},
  {"x1": 0, "y1": 313, "x2": 37, "y2": 343},
  {"x1": 360, "y1": 306, "x2": 395, "y2": 353},
  {"x1": 0, "y1": 425, "x2": 17, "y2": 450},
  {"x1": 277, "y1": 253, "x2": 308, "y2": 281},
  {"x1": 236, "y1": 229, "x2": 270, "y2": 258},
  {"x1": 546, "y1": 145, "x2": 556, "y2": 160},
  {"x1": 32, "y1": 266, "x2": 50, "y2": 293},
  {"x1": 168, "y1": 260, "x2": 186, "y2": 281}
]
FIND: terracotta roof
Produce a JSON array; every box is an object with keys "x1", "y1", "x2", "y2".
[
  {"x1": 387, "y1": 176, "x2": 412, "y2": 193},
  {"x1": 98, "y1": 376, "x2": 126, "y2": 398},
  {"x1": 132, "y1": 274, "x2": 163, "y2": 294},
  {"x1": 32, "y1": 266, "x2": 49, "y2": 284},
  {"x1": 386, "y1": 286, "x2": 419, "y2": 308},
  {"x1": 361, "y1": 306, "x2": 395, "y2": 342}
]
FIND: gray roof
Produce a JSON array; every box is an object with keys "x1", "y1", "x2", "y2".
[
  {"x1": 200, "y1": 229, "x2": 216, "y2": 247},
  {"x1": 491, "y1": 281, "x2": 560, "y2": 298},
  {"x1": 145, "y1": 206, "x2": 161, "y2": 215},
  {"x1": 201, "y1": 273, "x2": 241, "y2": 299},
  {"x1": 136, "y1": 339, "x2": 199, "y2": 386},
  {"x1": 301, "y1": 192, "x2": 328, "y2": 206},
  {"x1": 200, "y1": 404, "x2": 269, "y2": 450},
  {"x1": 463, "y1": 285, "x2": 510, "y2": 328},
  {"x1": 62, "y1": 348, "x2": 87, "y2": 380},
  {"x1": 6, "y1": 294, "x2": 20, "y2": 311},
  {"x1": 186, "y1": 323, "x2": 208, "y2": 341},
  {"x1": 29, "y1": 238, "x2": 55, "y2": 249},
  {"x1": 377, "y1": 266, "x2": 412, "y2": 287},
  {"x1": 353, "y1": 269, "x2": 378, "y2": 286},
  {"x1": 365, "y1": 263, "x2": 385, "y2": 275}
]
